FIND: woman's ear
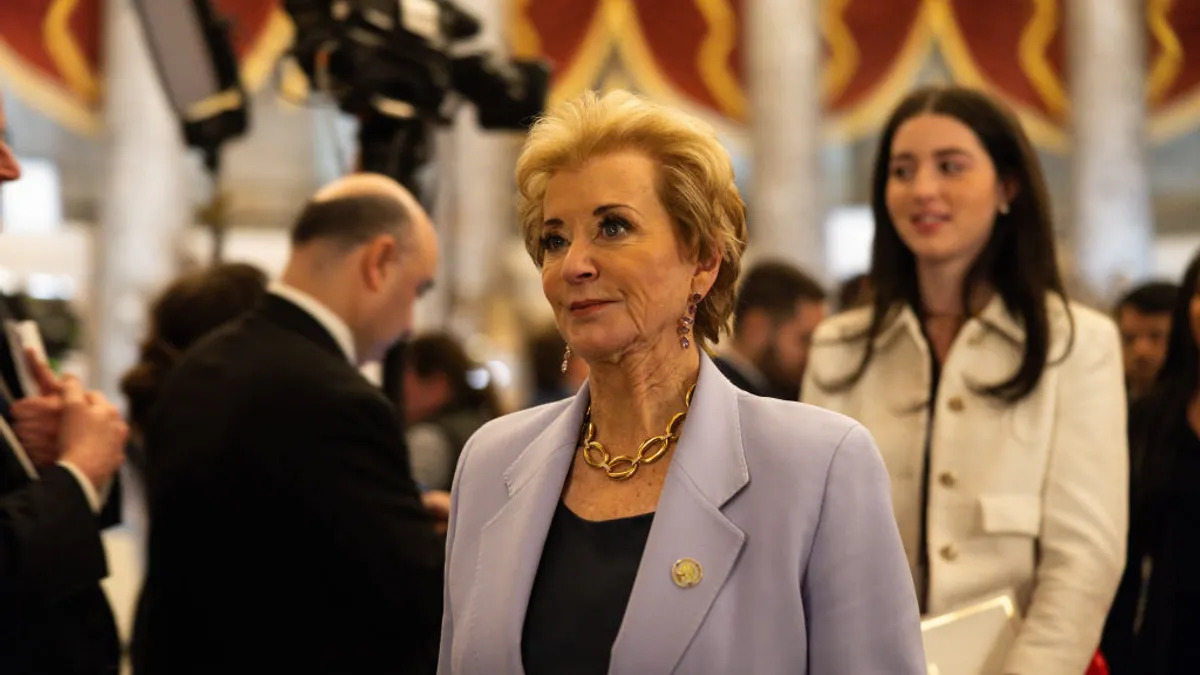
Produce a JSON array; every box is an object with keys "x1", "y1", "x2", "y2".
[
  {"x1": 1000, "y1": 176, "x2": 1020, "y2": 205},
  {"x1": 694, "y1": 248, "x2": 722, "y2": 296}
]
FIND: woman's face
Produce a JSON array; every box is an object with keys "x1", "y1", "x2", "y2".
[
  {"x1": 885, "y1": 113, "x2": 1011, "y2": 273},
  {"x1": 539, "y1": 150, "x2": 710, "y2": 365}
]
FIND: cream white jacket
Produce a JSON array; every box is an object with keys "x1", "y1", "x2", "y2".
[{"x1": 802, "y1": 296, "x2": 1127, "y2": 675}]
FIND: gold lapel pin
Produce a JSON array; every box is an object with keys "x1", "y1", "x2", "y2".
[{"x1": 672, "y1": 558, "x2": 703, "y2": 588}]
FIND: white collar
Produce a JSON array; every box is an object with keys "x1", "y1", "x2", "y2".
[{"x1": 268, "y1": 281, "x2": 357, "y2": 364}]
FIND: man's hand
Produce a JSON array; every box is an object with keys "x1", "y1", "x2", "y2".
[
  {"x1": 58, "y1": 377, "x2": 127, "y2": 491},
  {"x1": 11, "y1": 395, "x2": 64, "y2": 466},
  {"x1": 420, "y1": 490, "x2": 451, "y2": 536}
]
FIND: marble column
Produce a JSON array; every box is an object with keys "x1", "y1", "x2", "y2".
[
  {"x1": 91, "y1": 0, "x2": 190, "y2": 402},
  {"x1": 1067, "y1": 0, "x2": 1153, "y2": 301},
  {"x1": 436, "y1": 0, "x2": 521, "y2": 339},
  {"x1": 744, "y1": 0, "x2": 826, "y2": 280}
]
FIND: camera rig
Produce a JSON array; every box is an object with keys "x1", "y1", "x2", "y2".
[{"x1": 283, "y1": 0, "x2": 551, "y2": 196}]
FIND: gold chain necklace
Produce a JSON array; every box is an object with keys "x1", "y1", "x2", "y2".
[{"x1": 578, "y1": 384, "x2": 696, "y2": 480}]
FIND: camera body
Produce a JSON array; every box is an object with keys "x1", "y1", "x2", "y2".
[{"x1": 284, "y1": 0, "x2": 551, "y2": 188}]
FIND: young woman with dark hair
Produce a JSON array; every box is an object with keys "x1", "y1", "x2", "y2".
[{"x1": 803, "y1": 85, "x2": 1127, "y2": 674}]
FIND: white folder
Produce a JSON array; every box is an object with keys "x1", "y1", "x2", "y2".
[{"x1": 921, "y1": 592, "x2": 1021, "y2": 675}]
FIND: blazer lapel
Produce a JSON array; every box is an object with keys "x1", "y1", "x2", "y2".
[
  {"x1": 608, "y1": 354, "x2": 749, "y2": 675},
  {"x1": 463, "y1": 389, "x2": 589, "y2": 673}
]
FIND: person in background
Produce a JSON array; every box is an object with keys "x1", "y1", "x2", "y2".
[
  {"x1": 132, "y1": 173, "x2": 446, "y2": 675},
  {"x1": 1114, "y1": 281, "x2": 1178, "y2": 401},
  {"x1": 526, "y1": 325, "x2": 587, "y2": 406},
  {"x1": 803, "y1": 85, "x2": 1127, "y2": 674},
  {"x1": 438, "y1": 89, "x2": 925, "y2": 675},
  {"x1": 714, "y1": 261, "x2": 826, "y2": 399},
  {"x1": 1102, "y1": 252, "x2": 1200, "y2": 674},
  {"x1": 120, "y1": 262, "x2": 269, "y2": 474},
  {"x1": 0, "y1": 92, "x2": 130, "y2": 675},
  {"x1": 402, "y1": 332, "x2": 501, "y2": 490}
]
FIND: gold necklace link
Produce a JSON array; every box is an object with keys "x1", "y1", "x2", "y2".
[{"x1": 578, "y1": 384, "x2": 696, "y2": 480}]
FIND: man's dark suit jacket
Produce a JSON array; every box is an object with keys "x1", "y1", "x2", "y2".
[
  {"x1": 131, "y1": 294, "x2": 444, "y2": 675},
  {"x1": 0, "y1": 438, "x2": 121, "y2": 674},
  {"x1": 0, "y1": 290, "x2": 121, "y2": 675}
]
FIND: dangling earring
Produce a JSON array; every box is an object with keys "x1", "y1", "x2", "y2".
[
  {"x1": 998, "y1": 201, "x2": 1010, "y2": 215},
  {"x1": 679, "y1": 292, "x2": 701, "y2": 349},
  {"x1": 561, "y1": 345, "x2": 572, "y2": 374}
]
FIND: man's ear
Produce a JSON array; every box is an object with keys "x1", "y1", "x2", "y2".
[{"x1": 360, "y1": 234, "x2": 398, "y2": 291}]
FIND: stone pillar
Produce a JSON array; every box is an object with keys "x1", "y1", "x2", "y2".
[
  {"x1": 91, "y1": 0, "x2": 190, "y2": 402},
  {"x1": 1067, "y1": 0, "x2": 1153, "y2": 300},
  {"x1": 438, "y1": 0, "x2": 521, "y2": 338},
  {"x1": 744, "y1": 0, "x2": 825, "y2": 280}
]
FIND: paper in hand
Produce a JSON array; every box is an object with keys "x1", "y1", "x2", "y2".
[
  {"x1": 5, "y1": 320, "x2": 49, "y2": 398},
  {"x1": 1, "y1": 320, "x2": 49, "y2": 480}
]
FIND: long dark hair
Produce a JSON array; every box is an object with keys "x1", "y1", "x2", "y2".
[
  {"x1": 824, "y1": 85, "x2": 1070, "y2": 403},
  {"x1": 1130, "y1": 252, "x2": 1200, "y2": 535},
  {"x1": 121, "y1": 263, "x2": 268, "y2": 436}
]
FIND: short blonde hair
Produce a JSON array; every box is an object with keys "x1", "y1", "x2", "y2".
[{"x1": 515, "y1": 90, "x2": 748, "y2": 346}]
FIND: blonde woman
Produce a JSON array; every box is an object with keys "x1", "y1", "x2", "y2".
[{"x1": 437, "y1": 91, "x2": 925, "y2": 675}]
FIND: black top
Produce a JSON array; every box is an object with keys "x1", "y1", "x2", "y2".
[
  {"x1": 1103, "y1": 411, "x2": 1200, "y2": 674},
  {"x1": 132, "y1": 294, "x2": 444, "y2": 675},
  {"x1": 1164, "y1": 423, "x2": 1200, "y2": 669},
  {"x1": 522, "y1": 501, "x2": 655, "y2": 675}
]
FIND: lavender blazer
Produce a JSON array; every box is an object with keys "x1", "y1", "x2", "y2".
[{"x1": 437, "y1": 354, "x2": 925, "y2": 674}]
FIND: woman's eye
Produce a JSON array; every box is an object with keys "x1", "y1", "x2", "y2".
[
  {"x1": 889, "y1": 165, "x2": 913, "y2": 180},
  {"x1": 600, "y1": 217, "x2": 629, "y2": 238},
  {"x1": 542, "y1": 234, "x2": 567, "y2": 252},
  {"x1": 940, "y1": 160, "x2": 965, "y2": 175}
]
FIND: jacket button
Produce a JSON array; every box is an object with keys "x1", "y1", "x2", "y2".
[
  {"x1": 938, "y1": 471, "x2": 958, "y2": 488},
  {"x1": 939, "y1": 543, "x2": 959, "y2": 561},
  {"x1": 947, "y1": 397, "x2": 965, "y2": 412}
]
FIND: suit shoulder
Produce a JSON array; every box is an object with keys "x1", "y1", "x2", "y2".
[
  {"x1": 459, "y1": 399, "x2": 575, "y2": 473},
  {"x1": 736, "y1": 395, "x2": 868, "y2": 468},
  {"x1": 161, "y1": 318, "x2": 384, "y2": 418}
]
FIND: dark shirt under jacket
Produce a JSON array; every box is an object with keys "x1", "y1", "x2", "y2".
[
  {"x1": 1103, "y1": 411, "x2": 1200, "y2": 675},
  {"x1": 132, "y1": 294, "x2": 444, "y2": 675},
  {"x1": 522, "y1": 502, "x2": 655, "y2": 675}
]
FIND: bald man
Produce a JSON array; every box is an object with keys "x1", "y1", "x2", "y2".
[{"x1": 132, "y1": 175, "x2": 445, "y2": 675}]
